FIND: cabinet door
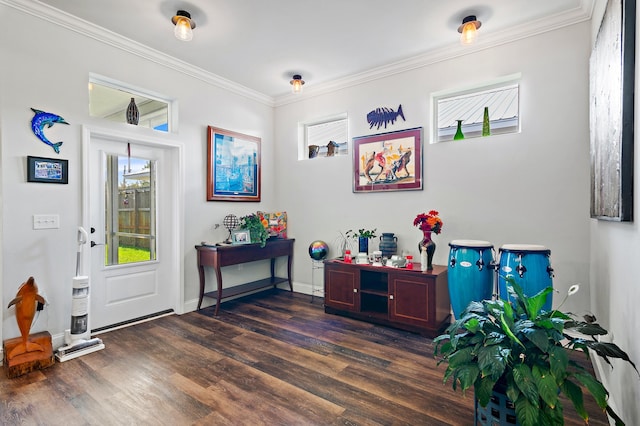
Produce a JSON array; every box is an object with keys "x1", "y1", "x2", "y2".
[
  {"x1": 325, "y1": 263, "x2": 359, "y2": 312},
  {"x1": 389, "y1": 273, "x2": 432, "y2": 327}
]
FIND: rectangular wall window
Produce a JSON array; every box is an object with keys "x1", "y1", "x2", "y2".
[
  {"x1": 433, "y1": 74, "x2": 520, "y2": 143},
  {"x1": 89, "y1": 74, "x2": 172, "y2": 133},
  {"x1": 300, "y1": 114, "x2": 348, "y2": 159}
]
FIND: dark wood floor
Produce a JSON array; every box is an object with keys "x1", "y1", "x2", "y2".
[{"x1": 1, "y1": 289, "x2": 609, "y2": 425}]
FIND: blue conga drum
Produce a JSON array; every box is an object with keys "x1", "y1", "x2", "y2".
[
  {"x1": 498, "y1": 244, "x2": 554, "y2": 311},
  {"x1": 448, "y1": 240, "x2": 494, "y2": 319}
]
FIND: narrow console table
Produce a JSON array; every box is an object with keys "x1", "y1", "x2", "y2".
[
  {"x1": 195, "y1": 238, "x2": 294, "y2": 315},
  {"x1": 324, "y1": 260, "x2": 450, "y2": 336}
]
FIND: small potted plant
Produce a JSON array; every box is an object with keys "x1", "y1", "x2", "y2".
[
  {"x1": 238, "y1": 213, "x2": 269, "y2": 247},
  {"x1": 434, "y1": 277, "x2": 638, "y2": 426},
  {"x1": 346, "y1": 228, "x2": 377, "y2": 254}
]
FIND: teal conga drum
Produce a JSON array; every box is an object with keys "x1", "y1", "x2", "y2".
[
  {"x1": 448, "y1": 240, "x2": 494, "y2": 319},
  {"x1": 498, "y1": 244, "x2": 554, "y2": 311}
]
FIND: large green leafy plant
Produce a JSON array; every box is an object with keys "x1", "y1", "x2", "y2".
[
  {"x1": 238, "y1": 213, "x2": 268, "y2": 247},
  {"x1": 434, "y1": 278, "x2": 638, "y2": 426}
]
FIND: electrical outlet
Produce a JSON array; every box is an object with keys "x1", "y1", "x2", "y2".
[{"x1": 33, "y1": 214, "x2": 60, "y2": 230}]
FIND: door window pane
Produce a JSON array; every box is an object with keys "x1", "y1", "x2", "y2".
[{"x1": 105, "y1": 154, "x2": 157, "y2": 265}]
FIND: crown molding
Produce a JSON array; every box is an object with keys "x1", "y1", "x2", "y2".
[
  {"x1": 1, "y1": 0, "x2": 275, "y2": 107},
  {"x1": 3, "y1": 0, "x2": 593, "y2": 109},
  {"x1": 274, "y1": 0, "x2": 595, "y2": 106}
]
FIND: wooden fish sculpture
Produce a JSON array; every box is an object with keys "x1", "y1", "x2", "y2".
[{"x1": 7, "y1": 277, "x2": 47, "y2": 360}]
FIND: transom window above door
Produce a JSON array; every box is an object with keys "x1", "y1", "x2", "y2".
[{"x1": 88, "y1": 74, "x2": 173, "y2": 132}]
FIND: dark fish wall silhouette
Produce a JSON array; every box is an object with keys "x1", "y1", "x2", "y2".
[{"x1": 367, "y1": 104, "x2": 405, "y2": 130}]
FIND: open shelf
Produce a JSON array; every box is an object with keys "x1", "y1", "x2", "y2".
[
  {"x1": 360, "y1": 269, "x2": 388, "y2": 293},
  {"x1": 203, "y1": 277, "x2": 289, "y2": 301},
  {"x1": 361, "y1": 292, "x2": 388, "y2": 315}
]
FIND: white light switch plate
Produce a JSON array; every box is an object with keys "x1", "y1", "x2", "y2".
[{"x1": 33, "y1": 214, "x2": 60, "y2": 229}]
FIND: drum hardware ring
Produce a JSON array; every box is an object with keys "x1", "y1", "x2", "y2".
[
  {"x1": 476, "y1": 249, "x2": 485, "y2": 271},
  {"x1": 516, "y1": 264, "x2": 527, "y2": 278}
]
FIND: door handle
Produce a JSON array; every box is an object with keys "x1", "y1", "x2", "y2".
[{"x1": 90, "y1": 241, "x2": 104, "y2": 247}]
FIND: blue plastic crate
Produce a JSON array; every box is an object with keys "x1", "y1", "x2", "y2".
[{"x1": 475, "y1": 389, "x2": 518, "y2": 425}]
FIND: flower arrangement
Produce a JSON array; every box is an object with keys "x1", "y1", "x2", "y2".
[{"x1": 413, "y1": 210, "x2": 443, "y2": 234}]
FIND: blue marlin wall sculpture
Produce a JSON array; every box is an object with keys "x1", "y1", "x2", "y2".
[{"x1": 30, "y1": 108, "x2": 69, "y2": 153}]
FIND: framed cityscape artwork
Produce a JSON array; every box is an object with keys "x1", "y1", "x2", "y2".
[{"x1": 207, "y1": 126, "x2": 261, "y2": 202}]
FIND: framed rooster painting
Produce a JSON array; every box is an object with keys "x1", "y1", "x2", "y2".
[{"x1": 352, "y1": 127, "x2": 422, "y2": 193}]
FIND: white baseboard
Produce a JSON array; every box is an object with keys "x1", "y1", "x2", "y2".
[{"x1": 591, "y1": 348, "x2": 620, "y2": 422}]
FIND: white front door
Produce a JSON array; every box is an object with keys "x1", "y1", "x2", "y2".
[{"x1": 86, "y1": 132, "x2": 180, "y2": 330}]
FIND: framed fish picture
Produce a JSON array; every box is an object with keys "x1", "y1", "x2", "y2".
[
  {"x1": 27, "y1": 156, "x2": 68, "y2": 184},
  {"x1": 352, "y1": 127, "x2": 422, "y2": 193},
  {"x1": 207, "y1": 126, "x2": 261, "y2": 202}
]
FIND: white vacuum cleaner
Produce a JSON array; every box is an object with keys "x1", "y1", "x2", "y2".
[{"x1": 56, "y1": 227, "x2": 105, "y2": 362}]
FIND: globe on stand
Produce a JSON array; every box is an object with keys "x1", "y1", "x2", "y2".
[
  {"x1": 222, "y1": 214, "x2": 239, "y2": 244},
  {"x1": 308, "y1": 240, "x2": 329, "y2": 261}
]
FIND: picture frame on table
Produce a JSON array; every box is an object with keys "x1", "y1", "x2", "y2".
[
  {"x1": 590, "y1": 0, "x2": 635, "y2": 221},
  {"x1": 231, "y1": 229, "x2": 251, "y2": 245},
  {"x1": 352, "y1": 127, "x2": 423, "y2": 193},
  {"x1": 27, "y1": 156, "x2": 68, "y2": 184},
  {"x1": 207, "y1": 126, "x2": 261, "y2": 202}
]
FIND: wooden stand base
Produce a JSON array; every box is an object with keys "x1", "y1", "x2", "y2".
[{"x1": 3, "y1": 331, "x2": 55, "y2": 379}]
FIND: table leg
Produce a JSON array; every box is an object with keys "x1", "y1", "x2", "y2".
[
  {"x1": 214, "y1": 265, "x2": 224, "y2": 316},
  {"x1": 197, "y1": 265, "x2": 205, "y2": 310},
  {"x1": 270, "y1": 258, "x2": 276, "y2": 281},
  {"x1": 287, "y1": 254, "x2": 293, "y2": 291}
]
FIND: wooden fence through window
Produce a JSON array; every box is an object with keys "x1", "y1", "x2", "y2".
[{"x1": 118, "y1": 187, "x2": 151, "y2": 249}]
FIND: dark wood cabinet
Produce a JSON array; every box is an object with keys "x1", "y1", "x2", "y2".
[
  {"x1": 324, "y1": 260, "x2": 450, "y2": 336},
  {"x1": 325, "y1": 265, "x2": 359, "y2": 312}
]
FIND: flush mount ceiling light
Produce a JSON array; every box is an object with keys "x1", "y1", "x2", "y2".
[
  {"x1": 172, "y1": 10, "x2": 196, "y2": 41},
  {"x1": 458, "y1": 15, "x2": 481, "y2": 45},
  {"x1": 290, "y1": 74, "x2": 305, "y2": 94}
]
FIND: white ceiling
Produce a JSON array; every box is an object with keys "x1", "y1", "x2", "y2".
[{"x1": 32, "y1": 0, "x2": 593, "y2": 101}]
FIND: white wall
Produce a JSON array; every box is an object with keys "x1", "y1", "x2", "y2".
[
  {"x1": 275, "y1": 23, "x2": 593, "y2": 315},
  {"x1": 0, "y1": 5, "x2": 275, "y2": 346},
  {"x1": 589, "y1": 3, "x2": 640, "y2": 425}
]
